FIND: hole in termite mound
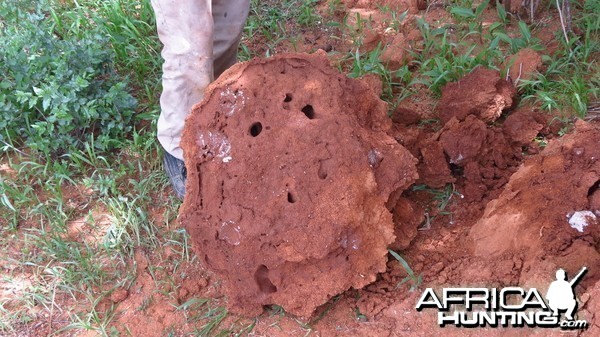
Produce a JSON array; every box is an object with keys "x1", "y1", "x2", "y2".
[
  {"x1": 249, "y1": 122, "x2": 263, "y2": 137},
  {"x1": 587, "y1": 180, "x2": 600, "y2": 197},
  {"x1": 287, "y1": 191, "x2": 297, "y2": 203},
  {"x1": 302, "y1": 105, "x2": 315, "y2": 119},
  {"x1": 254, "y1": 264, "x2": 277, "y2": 294}
]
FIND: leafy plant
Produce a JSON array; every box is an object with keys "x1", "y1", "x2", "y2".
[
  {"x1": 412, "y1": 184, "x2": 461, "y2": 216},
  {"x1": 377, "y1": 6, "x2": 408, "y2": 31},
  {"x1": 0, "y1": 0, "x2": 136, "y2": 156},
  {"x1": 452, "y1": 0, "x2": 488, "y2": 19},
  {"x1": 496, "y1": 0, "x2": 509, "y2": 24},
  {"x1": 411, "y1": 17, "x2": 503, "y2": 95}
]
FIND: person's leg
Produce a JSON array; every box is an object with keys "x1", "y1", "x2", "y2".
[
  {"x1": 212, "y1": 0, "x2": 250, "y2": 78},
  {"x1": 152, "y1": 0, "x2": 250, "y2": 199},
  {"x1": 152, "y1": 0, "x2": 214, "y2": 161},
  {"x1": 152, "y1": 0, "x2": 214, "y2": 199}
]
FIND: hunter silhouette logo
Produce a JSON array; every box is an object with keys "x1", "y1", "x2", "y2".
[
  {"x1": 415, "y1": 267, "x2": 588, "y2": 329},
  {"x1": 546, "y1": 267, "x2": 587, "y2": 321}
]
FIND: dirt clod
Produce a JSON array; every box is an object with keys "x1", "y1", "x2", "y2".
[
  {"x1": 110, "y1": 288, "x2": 129, "y2": 303},
  {"x1": 502, "y1": 105, "x2": 545, "y2": 145},
  {"x1": 380, "y1": 33, "x2": 411, "y2": 70},
  {"x1": 437, "y1": 115, "x2": 523, "y2": 202},
  {"x1": 417, "y1": 139, "x2": 455, "y2": 188},
  {"x1": 391, "y1": 107, "x2": 421, "y2": 126},
  {"x1": 438, "y1": 67, "x2": 517, "y2": 124},
  {"x1": 506, "y1": 48, "x2": 543, "y2": 83},
  {"x1": 390, "y1": 197, "x2": 424, "y2": 250},
  {"x1": 179, "y1": 52, "x2": 418, "y2": 318}
]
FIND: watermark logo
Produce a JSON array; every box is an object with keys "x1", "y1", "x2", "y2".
[{"x1": 415, "y1": 267, "x2": 588, "y2": 329}]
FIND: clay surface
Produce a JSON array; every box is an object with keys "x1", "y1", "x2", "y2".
[{"x1": 179, "y1": 52, "x2": 418, "y2": 317}]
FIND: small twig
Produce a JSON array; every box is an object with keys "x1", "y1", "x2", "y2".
[
  {"x1": 514, "y1": 63, "x2": 523, "y2": 86},
  {"x1": 425, "y1": 0, "x2": 446, "y2": 17},
  {"x1": 556, "y1": 0, "x2": 572, "y2": 52},
  {"x1": 563, "y1": 0, "x2": 572, "y2": 32},
  {"x1": 588, "y1": 102, "x2": 600, "y2": 113},
  {"x1": 584, "y1": 102, "x2": 600, "y2": 121},
  {"x1": 48, "y1": 280, "x2": 58, "y2": 332},
  {"x1": 530, "y1": 0, "x2": 534, "y2": 23},
  {"x1": 584, "y1": 115, "x2": 600, "y2": 121},
  {"x1": 0, "y1": 140, "x2": 30, "y2": 157},
  {"x1": 446, "y1": 183, "x2": 456, "y2": 208},
  {"x1": 418, "y1": 212, "x2": 432, "y2": 230}
]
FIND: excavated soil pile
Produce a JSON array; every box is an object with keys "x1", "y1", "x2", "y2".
[
  {"x1": 179, "y1": 52, "x2": 418, "y2": 317},
  {"x1": 393, "y1": 67, "x2": 553, "y2": 204},
  {"x1": 434, "y1": 68, "x2": 520, "y2": 203},
  {"x1": 470, "y1": 120, "x2": 600, "y2": 288}
]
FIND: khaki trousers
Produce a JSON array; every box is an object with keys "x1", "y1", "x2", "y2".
[{"x1": 151, "y1": 0, "x2": 250, "y2": 160}]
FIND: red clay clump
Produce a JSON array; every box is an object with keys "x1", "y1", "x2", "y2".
[
  {"x1": 179, "y1": 52, "x2": 418, "y2": 318},
  {"x1": 506, "y1": 48, "x2": 543, "y2": 82},
  {"x1": 438, "y1": 67, "x2": 516, "y2": 124}
]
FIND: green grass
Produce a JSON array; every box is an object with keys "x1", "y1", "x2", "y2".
[
  {"x1": 0, "y1": 139, "x2": 174, "y2": 333},
  {"x1": 0, "y1": 0, "x2": 181, "y2": 333},
  {"x1": 334, "y1": 1, "x2": 547, "y2": 109},
  {"x1": 519, "y1": 3, "x2": 599, "y2": 117},
  {"x1": 240, "y1": 0, "x2": 323, "y2": 59},
  {"x1": 388, "y1": 249, "x2": 423, "y2": 292},
  {"x1": 412, "y1": 184, "x2": 462, "y2": 226},
  {"x1": 408, "y1": 9, "x2": 543, "y2": 96}
]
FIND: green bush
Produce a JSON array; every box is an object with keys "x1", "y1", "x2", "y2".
[{"x1": 0, "y1": 0, "x2": 136, "y2": 156}]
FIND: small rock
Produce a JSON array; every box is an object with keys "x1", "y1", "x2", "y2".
[
  {"x1": 380, "y1": 33, "x2": 411, "y2": 70},
  {"x1": 391, "y1": 107, "x2": 421, "y2": 126},
  {"x1": 430, "y1": 261, "x2": 445, "y2": 273},
  {"x1": 568, "y1": 211, "x2": 597, "y2": 232}
]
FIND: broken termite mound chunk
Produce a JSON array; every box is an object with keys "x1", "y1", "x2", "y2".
[
  {"x1": 179, "y1": 52, "x2": 418, "y2": 318},
  {"x1": 438, "y1": 66, "x2": 517, "y2": 124}
]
